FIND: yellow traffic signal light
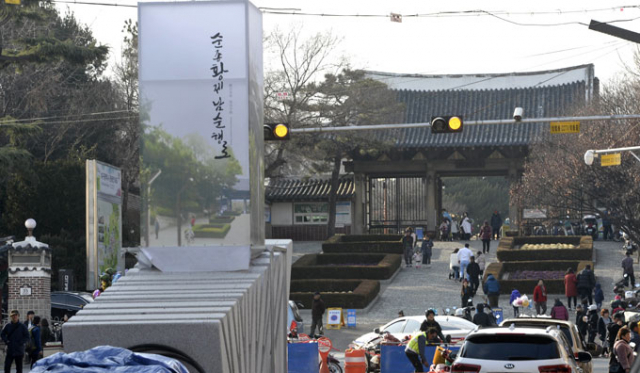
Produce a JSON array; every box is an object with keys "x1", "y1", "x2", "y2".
[
  {"x1": 431, "y1": 116, "x2": 463, "y2": 134},
  {"x1": 264, "y1": 123, "x2": 290, "y2": 141}
]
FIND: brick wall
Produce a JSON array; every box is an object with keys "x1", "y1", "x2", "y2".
[{"x1": 8, "y1": 276, "x2": 51, "y2": 322}]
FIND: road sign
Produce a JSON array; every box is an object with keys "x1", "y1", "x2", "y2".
[
  {"x1": 347, "y1": 309, "x2": 357, "y2": 327},
  {"x1": 276, "y1": 92, "x2": 290, "y2": 101},
  {"x1": 326, "y1": 308, "x2": 344, "y2": 329},
  {"x1": 550, "y1": 121, "x2": 580, "y2": 134},
  {"x1": 601, "y1": 153, "x2": 621, "y2": 167}
]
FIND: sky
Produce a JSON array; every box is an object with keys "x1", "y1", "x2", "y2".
[{"x1": 55, "y1": 0, "x2": 640, "y2": 86}]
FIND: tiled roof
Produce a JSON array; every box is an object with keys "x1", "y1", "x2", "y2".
[
  {"x1": 387, "y1": 81, "x2": 590, "y2": 148},
  {"x1": 266, "y1": 177, "x2": 354, "y2": 201}
]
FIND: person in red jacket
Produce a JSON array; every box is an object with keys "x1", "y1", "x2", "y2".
[
  {"x1": 550, "y1": 298, "x2": 569, "y2": 321},
  {"x1": 533, "y1": 279, "x2": 548, "y2": 315},
  {"x1": 564, "y1": 268, "x2": 578, "y2": 311}
]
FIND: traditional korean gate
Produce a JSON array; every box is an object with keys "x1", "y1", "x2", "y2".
[{"x1": 367, "y1": 177, "x2": 429, "y2": 234}]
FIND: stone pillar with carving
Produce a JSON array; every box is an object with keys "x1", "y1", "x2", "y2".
[{"x1": 8, "y1": 219, "x2": 51, "y2": 321}]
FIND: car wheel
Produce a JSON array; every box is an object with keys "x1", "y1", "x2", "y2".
[{"x1": 328, "y1": 361, "x2": 343, "y2": 373}]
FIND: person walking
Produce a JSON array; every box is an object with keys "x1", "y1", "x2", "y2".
[
  {"x1": 483, "y1": 274, "x2": 500, "y2": 307},
  {"x1": 402, "y1": 229, "x2": 414, "y2": 268},
  {"x1": 510, "y1": 288, "x2": 521, "y2": 318},
  {"x1": 24, "y1": 311, "x2": 34, "y2": 331},
  {"x1": 594, "y1": 283, "x2": 604, "y2": 309},
  {"x1": 461, "y1": 214, "x2": 472, "y2": 241},
  {"x1": 449, "y1": 248, "x2": 460, "y2": 280},
  {"x1": 629, "y1": 322, "x2": 640, "y2": 353},
  {"x1": 1, "y1": 310, "x2": 29, "y2": 373},
  {"x1": 457, "y1": 244, "x2": 473, "y2": 281},
  {"x1": 421, "y1": 310, "x2": 446, "y2": 342},
  {"x1": 599, "y1": 309, "x2": 613, "y2": 357},
  {"x1": 587, "y1": 305, "x2": 599, "y2": 344},
  {"x1": 577, "y1": 265, "x2": 596, "y2": 305},
  {"x1": 602, "y1": 211, "x2": 612, "y2": 240},
  {"x1": 550, "y1": 299, "x2": 569, "y2": 321},
  {"x1": 564, "y1": 268, "x2": 578, "y2": 310},
  {"x1": 451, "y1": 218, "x2": 460, "y2": 241},
  {"x1": 472, "y1": 304, "x2": 495, "y2": 327},
  {"x1": 40, "y1": 319, "x2": 53, "y2": 345},
  {"x1": 461, "y1": 279, "x2": 473, "y2": 308},
  {"x1": 611, "y1": 326, "x2": 635, "y2": 373},
  {"x1": 28, "y1": 316, "x2": 42, "y2": 368},
  {"x1": 476, "y1": 251, "x2": 486, "y2": 278},
  {"x1": 607, "y1": 313, "x2": 625, "y2": 355},
  {"x1": 309, "y1": 292, "x2": 326, "y2": 336},
  {"x1": 421, "y1": 234, "x2": 433, "y2": 266},
  {"x1": 576, "y1": 304, "x2": 588, "y2": 340},
  {"x1": 533, "y1": 279, "x2": 548, "y2": 315},
  {"x1": 479, "y1": 221, "x2": 492, "y2": 253},
  {"x1": 439, "y1": 220, "x2": 449, "y2": 241},
  {"x1": 490, "y1": 210, "x2": 502, "y2": 240},
  {"x1": 622, "y1": 251, "x2": 635, "y2": 288},
  {"x1": 154, "y1": 218, "x2": 160, "y2": 239},
  {"x1": 466, "y1": 256, "x2": 481, "y2": 296}
]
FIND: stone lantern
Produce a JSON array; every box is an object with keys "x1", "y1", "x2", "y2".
[{"x1": 9, "y1": 219, "x2": 51, "y2": 321}]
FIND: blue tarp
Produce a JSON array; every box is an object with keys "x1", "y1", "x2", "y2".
[
  {"x1": 288, "y1": 342, "x2": 319, "y2": 373},
  {"x1": 380, "y1": 345, "x2": 460, "y2": 373},
  {"x1": 30, "y1": 346, "x2": 189, "y2": 373}
]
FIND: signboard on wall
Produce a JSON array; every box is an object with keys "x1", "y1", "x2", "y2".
[
  {"x1": 139, "y1": 1, "x2": 264, "y2": 248},
  {"x1": 86, "y1": 160, "x2": 122, "y2": 290},
  {"x1": 523, "y1": 208, "x2": 547, "y2": 219},
  {"x1": 336, "y1": 202, "x2": 351, "y2": 226}
]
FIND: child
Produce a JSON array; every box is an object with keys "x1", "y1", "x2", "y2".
[
  {"x1": 594, "y1": 283, "x2": 604, "y2": 309},
  {"x1": 421, "y1": 235, "x2": 434, "y2": 266},
  {"x1": 510, "y1": 288, "x2": 521, "y2": 317}
]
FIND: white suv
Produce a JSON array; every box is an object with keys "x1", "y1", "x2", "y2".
[{"x1": 451, "y1": 326, "x2": 592, "y2": 373}]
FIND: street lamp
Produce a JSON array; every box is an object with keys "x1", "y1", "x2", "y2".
[{"x1": 25, "y1": 218, "x2": 36, "y2": 237}]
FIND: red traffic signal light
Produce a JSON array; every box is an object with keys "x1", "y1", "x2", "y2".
[
  {"x1": 264, "y1": 123, "x2": 290, "y2": 141},
  {"x1": 431, "y1": 116, "x2": 463, "y2": 134}
]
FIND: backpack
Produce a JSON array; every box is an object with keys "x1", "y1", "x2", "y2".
[{"x1": 25, "y1": 326, "x2": 36, "y2": 353}]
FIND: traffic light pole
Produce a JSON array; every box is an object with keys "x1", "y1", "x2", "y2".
[{"x1": 290, "y1": 114, "x2": 640, "y2": 133}]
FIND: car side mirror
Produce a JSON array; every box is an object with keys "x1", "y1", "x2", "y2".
[
  {"x1": 576, "y1": 351, "x2": 592, "y2": 363},
  {"x1": 374, "y1": 328, "x2": 380, "y2": 334}
]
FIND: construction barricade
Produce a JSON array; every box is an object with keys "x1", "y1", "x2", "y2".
[
  {"x1": 344, "y1": 348, "x2": 367, "y2": 373},
  {"x1": 287, "y1": 341, "x2": 319, "y2": 373},
  {"x1": 380, "y1": 344, "x2": 460, "y2": 373}
]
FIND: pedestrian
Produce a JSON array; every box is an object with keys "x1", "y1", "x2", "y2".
[
  {"x1": 449, "y1": 249, "x2": 460, "y2": 280},
  {"x1": 564, "y1": 268, "x2": 578, "y2": 310},
  {"x1": 457, "y1": 244, "x2": 473, "y2": 281},
  {"x1": 575, "y1": 304, "x2": 588, "y2": 340},
  {"x1": 154, "y1": 218, "x2": 160, "y2": 239},
  {"x1": 602, "y1": 211, "x2": 612, "y2": 240},
  {"x1": 309, "y1": 292, "x2": 325, "y2": 336},
  {"x1": 461, "y1": 279, "x2": 473, "y2": 308},
  {"x1": 490, "y1": 210, "x2": 502, "y2": 240},
  {"x1": 594, "y1": 283, "x2": 604, "y2": 310},
  {"x1": 476, "y1": 251, "x2": 486, "y2": 278},
  {"x1": 587, "y1": 305, "x2": 599, "y2": 344},
  {"x1": 533, "y1": 279, "x2": 548, "y2": 315},
  {"x1": 422, "y1": 309, "x2": 446, "y2": 342},
  {"x1": 461, "y1": 214, "x2": 472, "y2": 241},
  {"x1": 398, "y1": 310, "x2": 405, "y2": 318},
  {"x1": 24, "y1": 311, "x2": 34, "y2": 330},
  {"x1": 629, "y1": 321, "x2": 640, "y2": 353},
  {"x1": 607, "y1": 313, "x2": 625, "y2": 355},
  {"x1": 439, "y1": 220, "x2": 449, "y2": 241},
  {"x1": 510, "y1": 288, "x2": 521, "y2": 317},
  {"x1": 599, "y1": 309, "x2": 612, "y2": 357},
  {"x1": 402, "y1": 229, "x2": 414, "y2": 268},
  {"x1": 409, "y1": 228, "x2": 417, "y2": 250},
  {"x1": 611, "y1": 326, "x2": 635, "y2": 373},
  {"x1": 40, "y1": 318, "x2": 53, "y2": 344},
  {"x1": 451, "y1": 218, "x2": 460, "y2": 241},
  {"x1": 550, "y1": 299, "x2": 569, "y2": 321},
  {"x1": 1, "y1": 310, "x2": 29, "y2": 373},
  {"x1": 404, "y1": 324, "x2": 436, "y2": 373},
  {"x1": 421, "y1": 234, "x2": 433, "y2": 266},
  {"x1": 190, "y1": 214, "x2": 196, "y2": 227},
  {"x1": 472, "y1": 303, "x2": 495, "y2": 327},
  {"x1": 577, "y1": 265, "x2": 596, "y2": 305},
  {"x1": 479, "y1": 221, "x2": 492, "y2": 253},
  {"x1": 483, "y1": 274, "x2": 500, "y2": 307},
  {"x1": 622, "y1": 250, "x2": 635, "y2": 288},
  {"x1": 466, "y1": 256, "x2": 481, "y2": 296},
  {"x1": 442, "y1": 209, "x2": 452, "y2": 224},
  {"x1": 28, "y1": 316, "x2": 42, "y2": 368}
]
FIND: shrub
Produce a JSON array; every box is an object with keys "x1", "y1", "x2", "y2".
[
  {"x1": 156, "y1": 206, "x2": 174, "y2": 216},
  {"x1": 290, "y1": 279, "x2": 381, "y2": 309},
  {"x1": 221, "y1": 210, "x2": 241, "y2": 217},
  {"x1": 292, "y1": 253, "x2": 401, "y2": 280},
  {"x1": 209, "y1": 216, "x2": 235, "y2": 224},
  {"x1": 495, "y1": 260, "x2": 594, "y2": 294},
  {"x1": 496, "y1": 236, "x2": 593, "y2": 262},
  {"x1": 192, "y1": 223, "x2": 231, "y2": 238},
  {"x1": 322, "y1": 234, "x2": 403, "y2": 254}
]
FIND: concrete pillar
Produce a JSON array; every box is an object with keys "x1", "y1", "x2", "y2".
[
  {"x1": 353, "y1": 173, "x2": 365, "y2": 234},
  {"x1": 425, "y1": 167, "x2": 438, "y2": 235},
  {"x1": 9, "y1": 231, "x2": 51, "y2": 322}
]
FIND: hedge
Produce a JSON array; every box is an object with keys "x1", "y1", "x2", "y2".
[
  {"x1": 292, "y1": 253, "x2": 401, "y2": 280},
  {"x1": 221, "y1": 210, "x2": 242, "y2": 217},
  {"x1": 322, "y1": 234, "x2": 403, "y2": 254},
  {"x1": 290, "y1": 279, "x2": 381, "y2": 309},
  {"x1": 209, "y1": 216, "x2": 235, "y2": 224},
  {"x1": 496, "y1": 236, "x2": 593, "y2": 262},
  {"x1": 493, "y1": 260, "x2": 594, "y2": 295},
  {"x1": 192, "y1": 223, "x2": 231, "y2": 238}
]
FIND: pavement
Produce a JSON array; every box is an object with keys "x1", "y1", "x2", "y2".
[{"x1": 293, "y1": 237, "x2": 624, "y2": 371}]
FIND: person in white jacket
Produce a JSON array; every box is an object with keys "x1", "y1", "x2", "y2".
[
  {"x1": 461, "y1": 214, "x2": 472, "y2": 240},
  {"x1": 449, "y1": 248, "x2": 460, "y2": 280}
]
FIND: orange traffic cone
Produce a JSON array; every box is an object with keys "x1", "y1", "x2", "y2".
[{"x1": 344, "y1": 348, "x2": 367, "y2": 373}]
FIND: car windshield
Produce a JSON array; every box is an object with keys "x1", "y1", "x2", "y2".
[
  {"x1": 383, "y1": 320, "x2": 406, "y2": 333},
  {"x1": 404, "y1": 319, "x2": 421, "y2": 333},
  {"x1": 461, "y1": 334, "x2": 560, "y2": 360}
]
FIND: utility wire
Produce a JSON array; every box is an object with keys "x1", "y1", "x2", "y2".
[{"x1": 0, "y1": 110, "x2": 135, "y2": 124}]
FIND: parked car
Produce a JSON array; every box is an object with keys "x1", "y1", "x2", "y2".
[
  {"x1": 51, "y1": 291, "x2": 93, "y2": 321},
  {"x1": 287, "y1": 300, "x2": 305, "y2": 335},
  {"x1": 352, "y1": 315, "x2": 476, "y2": 347},
  {"x1": 500, "y1": 317, "x2": 594, "y2": 373},
  {"x1": 451, "y1": 326, "x2": 591, "y2": 373}
]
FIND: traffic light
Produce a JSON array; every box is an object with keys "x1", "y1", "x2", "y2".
[
  {"x1": 264, "y1": 123, "x2": 290, "y2": 141},
  {"x1": 430, "y1": 116, "x2": 463, "y2": 134}
]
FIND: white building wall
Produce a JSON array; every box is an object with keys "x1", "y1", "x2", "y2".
[{"x1": 271, "y1": 202, "x2": 293, "y2": 225}]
